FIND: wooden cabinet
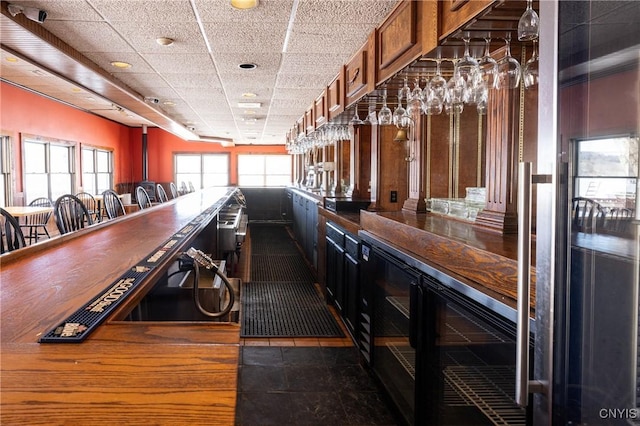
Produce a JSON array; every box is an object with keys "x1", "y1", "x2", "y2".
[
  {"x1": 345, "y1": 33, "x2": 375, "y2": 108},
  {"x1": 327, "y1": 71, "x2": 344, "y2": 121},
  {"x1": 314, "y1": 91, "x2": 327, "y2": 128},
  {"x1": 304, "y1": 107, "x2": 314, "y2": 134},
  {"x1": 376, "y1": 0, "x2": 420, "y2": 84},
  {"x1": 438, "y1": 0, "x2": 495, "y2": 40}
]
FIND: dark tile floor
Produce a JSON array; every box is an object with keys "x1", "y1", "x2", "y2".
[{"x1": 235, "y1": 346, "x2": 400, "y2": 425}]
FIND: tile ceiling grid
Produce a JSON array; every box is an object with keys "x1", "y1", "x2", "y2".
[{"x1": 0, "y1": 0, "x2": 400, "y2": 145}]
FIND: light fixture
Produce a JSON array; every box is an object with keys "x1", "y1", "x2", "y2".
[
  {"x1": 230, "y1": 0, "x2": 259, "y2": 10},
  {"x1": 4, "y1": 57, "x2": 18, "y2": 63},
  {"x1": 393, "y1": 129, "x2": 408, "y2": 142},
  {"x1": 156, "y1": 37, "x2": 174, "y2": 46},
  {"x1": 242, "y1": 92, "x2": 257, "y2": 98},
  {"x1": 110, "y1": 61, "x2": 132, "y2": 69},
  {"x1": 237, "y1": 102, "x2": 261, "y2": 109},
  {"x1": 238, "y1": 63, "x2": 257, "y2": 70}
]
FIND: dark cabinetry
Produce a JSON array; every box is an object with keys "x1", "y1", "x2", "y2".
[
  {"x1": 325, "y1": 221, "x2": 360, "y2": 339},
  {"x1": 289, "y1": 190, "x2": 318, "y2": 270}
]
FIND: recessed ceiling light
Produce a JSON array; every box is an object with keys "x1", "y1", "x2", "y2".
[
  {"x1": 5, "y1": 57, "x2": 18, "y2": 63},
  {"x1": 71, "y1": 87, "x2": 83, "y2": 93},
  {"x1": 238, "y1": 63, "x2": 257, "y2": 70},
  {"x1": 231, "y1": 0, "x2": 259, "y2": 10},
  {"x1": 242, "y1": 92, "x2": 257, "y2": 98},
  {"x1": 163, "y1": 101, "x2": 176, "y2": 106},
  {"x1": 110, "y1": 61, "x2": 132, "y2": 69},
  {"x1": 244, "y1": 110, "x2": 256, "y2": 115},
  {"x1": 238, "y1": 102, "x2": 261, "y2": 108},
  {"x1": 156, "y1": 37, "x2": 174, "y2": 46}
]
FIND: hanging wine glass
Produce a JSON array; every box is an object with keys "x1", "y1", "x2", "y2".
[
  {"x1": 392, "y1": 93, "x2": 406, "y2": 127},
  {"x1": 496, "y1": 36, "x2": 521, "y2": 90},
  {"x1": 378, "y1": 87, "x2": 393, "y2": 125},
  {"x1": 407, "y1": 77, "x2": 423, "y2": 115},
  {"x1": 399, "y1": 75, "x2": 411, "y2": 102},
  {"x1": 445, "y1": 64, "x2": 465, "y2": 115},
  {"x1": 427, "y1": 59, "x2": 447, "y2": 104},
  {"x1": 478, "y1": 37, "x2": 499, "y2": 90},
  {"x1": 456, "y1": 34, "x2": 480, "y2": 104},
  {"x1": 350, "y1": 103, "x2": 363, "y2": 125},
  {"x1": 518, "y1": 0, "x2": 540, "y2": 41},
  {"x1": 422, "y1": 89, "x2": 443, "y2": 116},
  {"x1": 523, "y1": 40, "x2": 539, "y2": 89}
]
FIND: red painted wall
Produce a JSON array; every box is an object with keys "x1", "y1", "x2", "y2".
[
  {"x1": 1, "y1": 82, "x2": 289, "y2": 203},
  {"x1": 129, "y1": 127, "x2": 287, "y2": 185}
]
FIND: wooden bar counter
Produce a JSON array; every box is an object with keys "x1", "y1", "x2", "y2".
[{"x1": 1, "y1": 187, "x2": 240, "y2": 425}]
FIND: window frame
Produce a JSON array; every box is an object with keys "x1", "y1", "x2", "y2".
[
  {"x1": 237, "y1": 154, "x2": 292, "y2": 187},
  {"x1": 22, "y1": 135, "x2": 76, "y2": 204},
  {"x1": 173, "y1": 152, "x2": 230, "y2": 189},
  {"x1": 81, "y1": 145, "x2": 114, "y2": 195}
]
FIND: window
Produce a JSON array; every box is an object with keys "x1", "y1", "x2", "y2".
[
  {"x1": 174, "y1": 153, "x2": 229, "y2": 189},
  {"x1": 0, "y1": 136, "x2": 11, "y2": 206},
  {"x1": 82, "y1": 147, "x2": 113, "y2": 195},
  {"x1": 237, "y1": 154, "x2": 292, "y2": 187},
  {"x1": 23, "y1": 138, "x2": 75, "y2": 204},
  {"x1": 574, "y1": 135, "x2": 638, "y2": 210}
]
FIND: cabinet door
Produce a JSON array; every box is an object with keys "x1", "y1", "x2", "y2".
[
  {"x1": 334, "y1": 244, "x2": 345, "y2": 313},
  {"x1": 344, "y1": 251, "x2": 359, "y2": 336}
]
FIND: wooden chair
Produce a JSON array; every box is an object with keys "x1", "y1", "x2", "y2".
[
  {"x1": 75, "y1": 192, "x2": 101, "y2": 223},
  {"x1": 156, "y1": 184, "x2": 169, "y2": 203},
  {"x1": 20, "y1": 197, "x2": 53, "y2": 244},
  {"x1": 0, "y1": 208, "x2": 26, "y2": 253},
  {"x1": 169, "y1": 182, "x2": 179, "y2": 199},
  {"x1": 102, "y1": 189, "x2": 126, "y2": 220},
  {"x1": 571, "y1": 197, "x2": 603, "y2": 233},
  {"x1": 54, "y1": 194, "x2": 94, "y2": 235},
  {"x1": 602, "y1": 207, "x2": 634, "y2": 236},
  {"x1": 136, "y1": 186, "x2": 152, "y2": 209}
]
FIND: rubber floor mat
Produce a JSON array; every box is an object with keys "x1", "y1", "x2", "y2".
[
  {"x1": 241, "y1": 281, "x2": 344, "y2": 337},
  {"x1": 251, "y1": 254, "x2": 316, "y2": 282}
]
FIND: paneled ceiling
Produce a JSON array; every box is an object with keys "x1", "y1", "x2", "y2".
[{"x1": 0, "y1": 0, "x2": 399, "y2": 145}]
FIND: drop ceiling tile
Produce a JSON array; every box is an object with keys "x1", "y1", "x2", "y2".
[
  {"x1": 194, "y1": 0, "x2": 293, "y2": 23},
  {"x1": 23, "y1": 0, "x2": 103, "y2": 21},
  {"x1": 285, "y1": 23, "x2": 374, "y2": 54},
  {"x1": 142, "y1": 53, "x2": 214, "y2": 74},
  {"x1": 114, "y1": 21, "x2": 208, "y2": 54},
  {"x1": 82, "y1": 51, "x2": 156, "y2": 74},
  {"x1": 205, "y1": 22, "x2": 287, "y2": 53},
  {"x1": 295, "y1": 0, "x2": 398, "y2": 24},
  {"x1": 44, "y1": 21, "x2": 134, "y2": 54},
  {"x1": 162, "y1": 73, "x2": 222, "y2": 89},
  {"x1": 90, "y1": 0, "x2": 196, "y2": 22},
  {"x1": 276, "y1": 73, "x2": 329, "y2": 88}
]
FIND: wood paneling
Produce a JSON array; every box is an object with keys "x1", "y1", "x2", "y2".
[
  {"x1": 314, "y1": 91, "x2": 327, "y2": 127},
  {"x1": 377, "y1": 0, "x2": 419, "y2": 84},
  {"x1": 327, "y1": 71, "x2": 344, "y2": 121},
  {"x1": 439, "y1": 0, "x2": 495, "y2": 40}
]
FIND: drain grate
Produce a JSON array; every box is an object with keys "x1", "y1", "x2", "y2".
[{"x1": 241, "y1": 281, "x2": 344, "y2": 337}]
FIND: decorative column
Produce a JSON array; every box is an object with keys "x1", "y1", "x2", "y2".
[
  {"x1": 474, "y1": 84, "x2": 520, "y2": 234},
  {"x1": 402, "y1": 112, "x2": 427, "y2": 212}
]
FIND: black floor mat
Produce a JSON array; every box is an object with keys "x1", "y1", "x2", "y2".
[
  {"x1": 242, "y1": 224, "x2": 342, "y2": 337},
  {"x1": 241, "y1": 281, "x2": 344, "y2": 337}
]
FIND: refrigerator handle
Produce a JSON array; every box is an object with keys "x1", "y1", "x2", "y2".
[
  {"x1": 409, "y1": 279, "x2": 420, "y2": 349},
  {"x1": 516, "y1": 162, "x2": 549, "y2": 406}
]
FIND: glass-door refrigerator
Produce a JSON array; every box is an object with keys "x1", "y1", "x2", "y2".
[{"x1": 533, "y1": 1, "x2": 639, "y2": 424}]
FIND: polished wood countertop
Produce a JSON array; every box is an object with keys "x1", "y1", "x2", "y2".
[{"x1": 1, "y1": 187, "x2": 240, "y2": 425}]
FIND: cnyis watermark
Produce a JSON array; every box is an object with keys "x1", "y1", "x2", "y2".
[{"x1": 599, "y1": 408, "x2": 640, "y2": 420}]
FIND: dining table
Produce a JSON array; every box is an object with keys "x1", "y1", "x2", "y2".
[{"x1": 2, "y1": 205, "x2": 53, "y2": 218}]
